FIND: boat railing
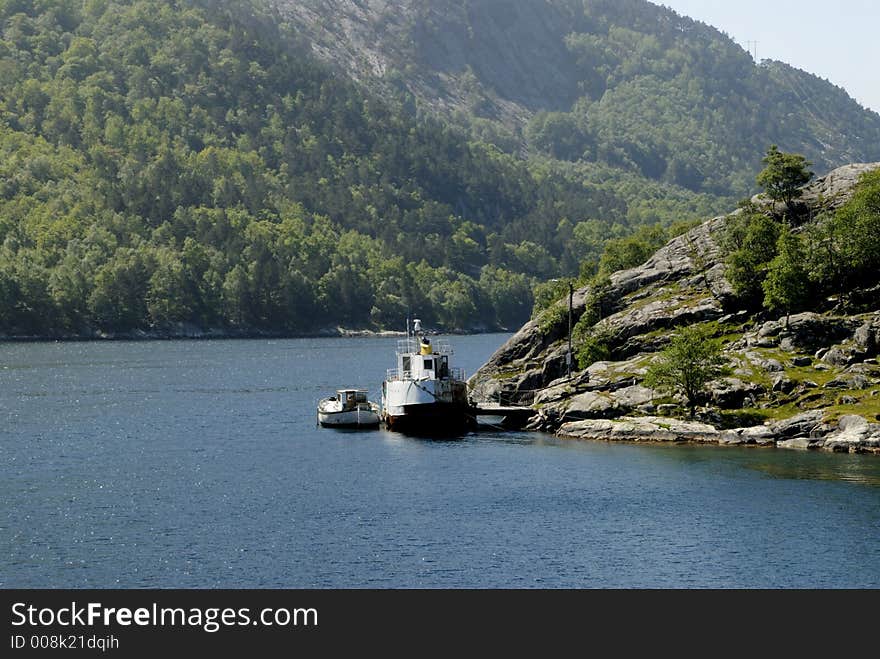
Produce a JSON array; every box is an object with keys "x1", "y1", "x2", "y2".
[
  {"x1": 386, "y1": 367, "x2": 464, "y2": 381},
  {"x1": 396, "y1": 338, "x2": 419, "y2": 355},
  {"x1": 386, "y1": 368, "x2": 409, "y2": 381},
  {"x1": 395, "y1": 337, "x2": 454, "y2": 355},
  {"x1": 433, "y1": 340, "x2": 453, "y2": 355}
]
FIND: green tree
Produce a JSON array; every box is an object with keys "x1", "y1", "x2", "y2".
[
  {"x1": 722, "y1": 210, "x2": 782, "y2": 303},
  {"x1": 644, "y1": 325, "x2": 727, "y2": 413},
  {"x1": 763, "y1": 229, "x2": 809, "y2": 324},
  {"x1": 597, "y1": 224, "x2": 668, "y2": 276},
  {"x1": 831, "y1": 168, "x2": 880, "y2": 284},
  {"x1": 88, "y1": 247, "x2": 153, "y2": 331},
  {"x1": 573, "y1": 324, "x2": 613, "y2": 369},
  {"x1": 756, "y1": 145, "x2": 813, "y2": 216}
]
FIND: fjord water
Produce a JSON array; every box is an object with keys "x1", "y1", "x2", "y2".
[{"x1": 2, "y1": 335, "x2": 879, "y2": 588}]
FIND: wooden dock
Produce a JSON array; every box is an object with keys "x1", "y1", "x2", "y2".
[{"x1": 468, "y1": 403, "x2": 535, "y2": 430}]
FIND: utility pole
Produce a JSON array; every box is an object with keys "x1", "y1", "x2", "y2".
[
  {"x1": 746, "y1": 40, "x2": 758, "y2": 62},
  {"x1": 567, "y1": 281, "x2": 573, "y2": 379}
]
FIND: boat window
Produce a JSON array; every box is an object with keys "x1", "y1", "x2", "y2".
[
  {"x1": 402, "y1": 356, "x2": 411, "y2": 376},
  {"x1": 424, "y1": 358, "x2": 433, "y2": 370}
]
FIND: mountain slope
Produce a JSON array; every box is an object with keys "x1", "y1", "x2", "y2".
[
  {"x1": 278, "y1": 0, "x2": 880, "y2": 197},
  {"x1": 0, "y1": 0, "x2": 734, "y2": 337}
]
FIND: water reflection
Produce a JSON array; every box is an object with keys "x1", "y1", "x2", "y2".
[{"x1": 745, "y1": 453, "x2": 880, "y2": 487}]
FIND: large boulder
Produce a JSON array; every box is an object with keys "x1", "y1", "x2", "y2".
[
  {"x1": 822, "y1": 415, "x2": 880, "y2": 452},
  {"x1": 557, "y1": 416, "x2": 720, "y2": 443},
  {"x1": 719, "y1": 426, "x2": 776, "y2": 446},
  {"x1": 710, "y1": 377, "x2": 762, "y2": 408},
  {"x1": 769, "y1": 313, "x2": 858, "y2": 352},
  {"x1": 854, "y1": 315, "x2": 880, "y2": 356},
  {"x1": 768, "y1": 410, "x2": 826, "y2": 439}
]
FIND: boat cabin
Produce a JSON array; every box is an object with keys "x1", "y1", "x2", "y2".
[
  {"x1": 337, "y1": 389, "x2": 369, "y2": 409},
  {"x1": 389, "y1": 337, "x2": 459, "y2": 382}
]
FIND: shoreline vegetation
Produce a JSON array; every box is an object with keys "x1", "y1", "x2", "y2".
[
  {"x1": 0, "y1": 325, "x2": 515, "y2": 342},
  {"x1": 469, "y1": 161, "x2": 880, "y2": 455},
  {"x1": 4, "y1": 1, "x2": 880, "y2": 344}
]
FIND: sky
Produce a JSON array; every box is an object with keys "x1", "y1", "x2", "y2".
[{"x1": 653, "y1": 0, "x2": 880, "y2": 114}]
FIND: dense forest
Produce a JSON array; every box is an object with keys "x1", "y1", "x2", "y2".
[
  {"x1": 1, "y1": 0, "x2": 878, "y2": 337},
  {"x1": 0, "y1": 0, "x2": 728, "y2": 336},
  {"x1": 282, "y1": 0, "x2": 880, "y2": 197}
]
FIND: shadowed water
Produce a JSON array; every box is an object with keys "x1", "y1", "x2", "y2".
[{"x1": 2, "y1": 335, "x2": 879, "y2": 588}]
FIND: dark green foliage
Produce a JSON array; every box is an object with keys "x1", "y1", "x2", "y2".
[
  {"x1": 0, "y1": 0, "x2": 738, "y2": 337},
  {"x1": 722, "y1": 203, "x2": 782, "y2": 304},
  {"x1": 756, "y1": 145, "x2": 813, "y2": 215},
  {"x1": 443, "y1": 1, "x2": 880, "y2": 198},
  {"x1": 0, "y1": 0, "x2": 551, "y2": 335},
  {"x1": 2, "y1": 1, "x2": 877, "y2": 337},
  {"x1": 574, "y1": 327, "x2": 612, "y2": 369},
  {"x1": 762, "y1": 229, "x2": 810, "y2": 322},
  {"x1": 829, "y1": 169, "x2": 880, "y2": 286},
  {"x1": 571, "y1": 274, "x2": 614, "y2": 368},
  {"x1": 531, "y1": 278, "x2": 572, "y2": 318},
  {"x1": 720, "y1": 167, "x2": 880, "y2": 318},
  {"x1": 644, "y1": 325, "x2": 727, "y2": 411}
]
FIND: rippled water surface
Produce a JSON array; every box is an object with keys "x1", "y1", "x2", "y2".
[{"x1": 2, "y1": 335, "x2": 879, "y2": 588}]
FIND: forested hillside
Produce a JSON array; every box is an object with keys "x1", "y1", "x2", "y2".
[
  {"x1": 2, "y1": 0, "x2": 878, "y2": 338},
  {"x1": 281, "y1": 0, "x2": 880, "y2": 197},
  {"x1": 0, "y1": 0, "x2": 729, "y2": 337}
]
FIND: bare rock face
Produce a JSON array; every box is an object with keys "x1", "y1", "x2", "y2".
[
  {"x1": 609, "y1": 217, "x2": 726, "y2": 297},
  {"x1": 278, "y1": 0, "x2": 582, "y2": 127},
  {"x1": 557, "y1": 416, "x2": 720, "y2": 443},
  {"x1": 468, "y1": 163, "x2": 880, "y2": 450},
  {"x1": 752, "y1": 313, "x2": 858, "y2": 353},
  {"x1": 822, "y1": 415, "x2": 880, "y2": 452},
  {"x1": 768, "y1": 410, "x2": 827, "y2": 439},
  {"x1": 800, "y1": 163, "x2": 880, "y2": 206}
]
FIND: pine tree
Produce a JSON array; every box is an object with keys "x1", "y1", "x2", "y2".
[{"x1": 756, "y1": 145, "x2": 814, "y2": 217}]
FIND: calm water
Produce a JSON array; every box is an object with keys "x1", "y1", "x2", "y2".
[{"x1": 2, "y1": 334, "x2": 879, "y2": 588}]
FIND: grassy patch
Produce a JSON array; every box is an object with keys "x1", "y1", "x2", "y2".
[
  {"x1": 537, "y1": 303, "x2": 568, "y2": 336},
  {"x1": 621, "y1": 282, "x2": 682, "y2": 311},
  {"x1": 494, "y1": 367, "x2": 528, "y2": 380},
  {"x1": 820, "y1": 390, "x2": 880, "y2": 423},
  {"x1": 717, "y1": 408, "x2": 776, "y2": 429}
]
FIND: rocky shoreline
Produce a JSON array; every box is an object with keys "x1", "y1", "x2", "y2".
[
  {"x1": 552, "y1": 412, "x2": 880, "y2": 454},
  {"x1": 469, "y1": 162, "x2": 880, "y2": 456}
]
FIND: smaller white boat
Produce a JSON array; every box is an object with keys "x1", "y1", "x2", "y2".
[{"x1": 317, "y1": 389, "x2": 380, "y2": 428}]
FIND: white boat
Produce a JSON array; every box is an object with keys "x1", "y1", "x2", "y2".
[
  {"x1": 381, "y1": 320, "x2": 471, "y2": 435},
  {"x1": 317, "y1": 389, "x2": 380, "y2": 428}
]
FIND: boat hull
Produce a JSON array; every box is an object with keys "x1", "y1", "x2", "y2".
[
  {"x1": 382, "y1": 378, "x2": 471, "y2": 435},
  {"x1": 318, "y1": 407, "x2": 380, "y2": 428},
  {"x1": 384, "y1": 402, "x2": 472, "y2": 435}
]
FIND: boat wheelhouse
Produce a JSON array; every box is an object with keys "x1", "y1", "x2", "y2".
[{"x1": 381, "y1": 323, "x2": 470, "y2": 434}]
